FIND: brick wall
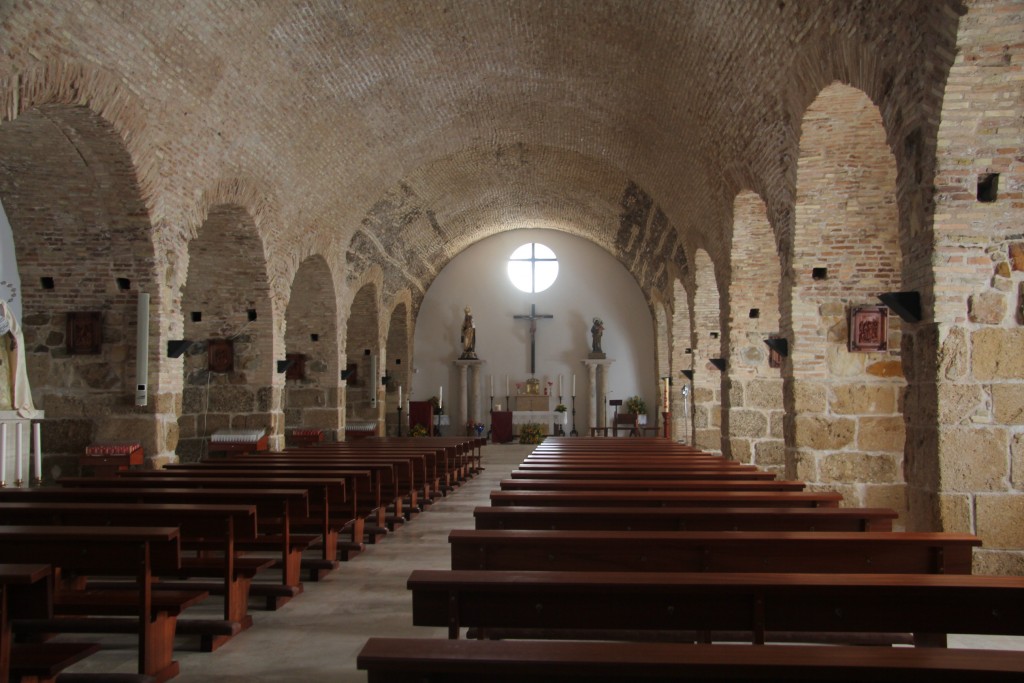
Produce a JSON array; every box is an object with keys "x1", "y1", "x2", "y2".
[{"x1": 691, "y1": 249, "x2": 723, "y2": 453}]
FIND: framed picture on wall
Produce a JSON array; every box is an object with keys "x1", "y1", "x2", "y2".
[
  {"x1": 848, "y1": 305, "x2": 888, "y2": 352},
  {"x1": 208, "y1": 339, "x2": 234, "y2": 373},
  {"x1": 66, "y1": 312, "x2": 102, "y2": 354}
]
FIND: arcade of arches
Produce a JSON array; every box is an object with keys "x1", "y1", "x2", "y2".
[{"x1": 1, "y1": 1, "x2": 1023, "y2": 574}]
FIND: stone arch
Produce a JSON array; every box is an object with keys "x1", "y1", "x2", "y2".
[
  {"x1": 283, "y1": 255, "x2": 342, "y2": 440},
  {"x1": 653, "y1": 294, "x2": 671, "y2": 438},
  {"x1": 176, "y1": 204, "x2": 278, "y2": 461},
  {"x1": 691, "y1": 248, "x2": 723, "y2": 454},
  {"x1": 784, "y1": 82, "x2": 907, "y2": 518},
  {"x1": 384, "y1": 292, "x2": 413, "y2": 436},
  {"x1": 725, "y1": 190, "x2": 785, "y2": 473},
  {"x1": 0, "y1": 102, "x2": 160, "y2": 476},
  {"x1": 670, "y1": 277, "x2": 694, "y2": 444},
  {"x1": 344, "y1": 281, "x2": 382, "y2": 436}
]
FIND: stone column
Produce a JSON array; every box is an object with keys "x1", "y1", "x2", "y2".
[
  {"x1": 581, "y1": 359, "x2": 614, "y2": 434},
  {"x1": 455, "y1": 359, "x2": 484, "y2": 433}
]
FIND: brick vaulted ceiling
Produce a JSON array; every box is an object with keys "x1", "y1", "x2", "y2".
[{"x1": 0, "y1": 0, "x2": 960, "y2": 302}]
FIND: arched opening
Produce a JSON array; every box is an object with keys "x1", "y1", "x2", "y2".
[
  {"x1": 692, "y1": 249, "x2": 723, "y2": 454},
  {"x1": 725, "y1": 191, "x2": 784, "y2": 473},
  {"x1": 177, "y1": 204, "x2": 275, "y2": 461},
  {"x1": 654, "y1": 298, "x2": 671, "y2": 438},
  {"x1": 670, "y1": 277, "x2": 694, "y2": 444},
  {"x1": 786, "y1": 82, "x2": 907, "y2": 519},
  {"x1": 344, "y1": 283, "x2": 381, "y2": 437},
  {"x1": 283, "y1": 256, "x2": 341, "y2": 440},
  {"x1": 384, "y1": 300, "x2": 411, "y2": 435},
  {"x1": 0, "y1": 104, "x2": 158, "y2": 478}
]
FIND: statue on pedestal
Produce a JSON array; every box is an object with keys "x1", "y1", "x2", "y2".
[
  {"x1": 459, "y1": 306, "x2": 477, "y2": 360},
  {"x1": 0, "y1": 299, "x2": 36, "y2": 416},
  {"x1": 589, "y1": 317, "x2": 606, "y2": 359}
]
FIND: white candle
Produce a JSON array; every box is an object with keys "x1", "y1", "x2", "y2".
[
  {"x1": 15, "y1": 422, "x2": 23, "y2": 484},
  {"x1": 398, "y1": 385, "x2": 402, "y2": 406},
  {"x1": 33, "y1": 422, "x2": 41, "y2": 482},
  {"x1": 439, "y1": 386, "x2": 443, "y2": 411},
  {"x1": 0, "y1": 423, "x2": 7, "y2": 484}
]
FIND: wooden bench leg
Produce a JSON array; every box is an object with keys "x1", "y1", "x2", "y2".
[{"x1": 144, "y1": 612, "x2": 180, "y2": 683}]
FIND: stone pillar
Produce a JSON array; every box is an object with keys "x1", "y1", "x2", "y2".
[
  {"x1": 455, "y1": 359, "x2": 483, "y2": 433},
  {"x1": 581, "y1": 359, "x2": 614, "y2": 433},
  {"x1": 0, "y1": 411, "x2": 43, "y2": 487}
]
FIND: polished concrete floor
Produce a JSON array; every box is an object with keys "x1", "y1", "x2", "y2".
[{"x1": 61, "y1": 443, "x2": 1023, "y2": 681}]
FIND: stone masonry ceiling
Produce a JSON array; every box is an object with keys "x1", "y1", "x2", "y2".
[{"x1": 1, "y1": 0, "x2": 961, "y2": 291}]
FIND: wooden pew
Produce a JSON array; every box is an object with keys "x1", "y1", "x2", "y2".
[
  {"x1": 107, "y1": 470, "x2": 352, "y2": 573},
  {"x1": 356, "y1": 638, "x2": 1024, "y2": 682},
  {"x1": 165, "y1": 461, "x2": 374, "y2": 557},
  {"x1": 408, "y1": 569, "x2": 1024, "y2": 645},
  {"x1": 2, "y1": 564, "x2": 56, "y2": 683},
  {"x1": 60, "y1": 475, "x2": 335, "y2": 588},
  {"x1": 0, "y1": 487, "x2": 309, "y2": 610},
  {"x1": 473, "y1": 506, "x2": 898, "y2": 532},
  {"x1": 0, "y1": 526, "x2": 199, "y2": 682},
  {"x1": 498, "y1": 479, "x2": 806, "y2": 492},
  {"x1": 448, "y1": 530, "x2": 980, "y2": 573},
  {"x1": 489, "y1": 490, "x2": 843, "y2": 508},
  {"x1": 509, "y1": 469, "x2": 778, "y2": 480},
  {"x1": 0, "y1": 502, "x2": 266, "y2": 652}
]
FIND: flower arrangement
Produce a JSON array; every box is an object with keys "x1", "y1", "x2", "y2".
[
  {"x1": 410, "y1": 423, "x2": 429, "y2": 437},
  {"x1": 519, "y1": 422, "x2": 544, "y2": 445},
  {"x1": 625, "y1": 395, "x2": 648, "y2": 415},
  {"x1": 466, "y1": 420, "x2": 485, "y2": 436},
  {"x1": 554, "y1": 404, "x2": 567, "y2": 413}
]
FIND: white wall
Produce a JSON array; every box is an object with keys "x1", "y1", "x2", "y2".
[{"x1": 411, "y1": 229, "x2": 657, "y2": 432}]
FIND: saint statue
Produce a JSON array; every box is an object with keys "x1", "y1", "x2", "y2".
[
  {"x1": 590, "y1": 317, "x2": 604, "y2": 355},
  {"x1": 0, "y1": 299, "x2": 36, "y2": 416},
  {"x1": 459, "y1": 306, "x2": 477, "y2": 359}
]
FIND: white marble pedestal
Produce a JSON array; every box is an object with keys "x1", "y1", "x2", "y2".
[{"x1": 0, "y1": 410, "x2": 44, "y2": 487}]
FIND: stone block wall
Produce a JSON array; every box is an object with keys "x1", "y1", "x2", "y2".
[
  {"x1": 691, "y1": 249, "x2": 723, "y2": 453},
  {"x1": 345, "y1": 282, "x2": 382, "y2": 432}
]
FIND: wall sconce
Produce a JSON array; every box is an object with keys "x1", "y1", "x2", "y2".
[
  {"x1": 709, "y1": 358, "x2": 727, "y2": 371},
  {"x1": 763, "y1": 337, "x2": 789, "y2": 357},
  {"x1": 878, "y1": 291, "x2": 922, "y2": 323},
  {"x1": 167, "y1": 340, "x2": 191, "y2": 358},
  {"x1": 276, "y1": 359, "x2": 295, "y2": 374},
  {"x1": 681, "y1": 370, "x2": 694, "y2": 380}
]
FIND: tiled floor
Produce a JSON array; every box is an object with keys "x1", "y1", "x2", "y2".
[{"x1": 60, "y1": 442, "x2": 1024, "y2": 681}]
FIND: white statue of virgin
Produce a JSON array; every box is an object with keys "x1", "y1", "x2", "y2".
[{"x1": 0, "y1": 299, "x2": 36, "y2": 417}]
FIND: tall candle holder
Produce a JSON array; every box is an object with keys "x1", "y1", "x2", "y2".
[
  {"x1": 555, "y1": 394, "x2": 565, "y2": 436},
  {"x1": 570, "y1": 395, "x2": 578, "y2": 436},
  {"x1": 396, "y1": 405, "x2": 403, "y2": 437}
]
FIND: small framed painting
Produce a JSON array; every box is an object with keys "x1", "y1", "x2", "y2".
[
  {"x1": 849, "y1": 305, "x2": 888, "y2": 352},
  {"x1": 208, "y1": 339, "x2": 234, "y2": 373},
  {"x1": 67, "y1": 312, "x2": 103, "y2": 354}
]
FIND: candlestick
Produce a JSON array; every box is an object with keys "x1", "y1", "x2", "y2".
[
  {"x1": 506, "y1": 375, "x2": 509, "y2": 396},
  {"x1": 439, "y1": 385, "x2": 443, "y2": 411},
  {"x1": 490, "y1": 375, "x2": 494, "y2": 397},
  {"x1": 396, "y1": 403, "x2": 403, "y2": 437},
  {"x1": 572, "y1": 374, "x2": 576, "y2": 397},
  {"x1": 15, "y1": 422, "x2": 23, "y2": 487},
  {"x1": 33, "y1": 422, "x2": 42, "y2": 486},
  {"x1": 0, "y1": 422, "x2": 7, "y2": 486}
]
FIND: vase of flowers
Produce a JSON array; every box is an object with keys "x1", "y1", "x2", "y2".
[
  {"x1": 554, "y1": 404, "x2": 567, "y2": 413},
  {"x1": 410, "y1": 423, "x2": 429, "y2": 437},
  {"x1": 519, "y1": 422, "x2": 544, "y2": 445},
  {"x1": 466, "y1": 420, "x2": 485, "y2": 436},
  {"x1": 625, "y1": 395, "x2": 647, "y2": 416}
]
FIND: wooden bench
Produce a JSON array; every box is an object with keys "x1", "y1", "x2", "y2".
[
  {"x1": 408, "y1": 569, "x2": 1024, "y2": 645},
  {"x1": 0, "y1": 525, "x2": 198, "y2": 683},
  {"x1": 489, "y1": 490, "x2": 843, "y2": 508},
  {"x1": 2, "y1": 563, "x2": 53, "y2": 683},
  {"x1": 509, "y1": 469, "x2": 778, "y2": 480},
  {"x1": 0, "y1": 487, "x2": 310, "y2": 610},
  {"x1": 0, "y1": 502, "x2": 266, "y2": 652},
  {"x1": 448, "y1": 530, "x2": 980, "y2": 573},
  {"x1": 498, "y1": 478, "x2": 806, "y2": 492},
  {"x1": 107, "y1": 470, "x2": 352, "y2": 574},
  {"x1": 473, "y1": 505, "x2": 899, "y2": 532},
  {"x1": 356, "y1": 637, "x2": 1024, "y2": 682}
]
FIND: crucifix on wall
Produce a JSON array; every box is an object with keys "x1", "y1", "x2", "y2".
[{"x1": 513, "y1": 303, "x2": 553, "y2": 375}]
